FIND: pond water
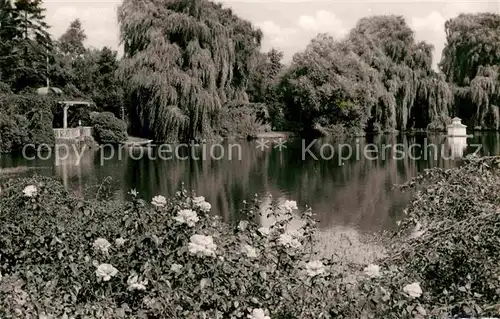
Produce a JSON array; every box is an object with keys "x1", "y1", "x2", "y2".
[{"x1": 1, "y1": 133, "x2": 498, "y2": 235}]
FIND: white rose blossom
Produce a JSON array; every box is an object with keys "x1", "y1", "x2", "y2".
[
  {"x1": 278, "y1": 232, "x2": 302, "y2": 249},
  {"x1": 403, "y1": 282, "x2": 423, "y2": 298},
  {"x1": 174, "y1": 209, "x2": 199, "y2": 227},
  {"x1": 258, "y1": 227, "x2": 271, "y2": 236},
  {"x1": 93, "y1": 238, "x2": 111, "y2": 253},
  {"x1": 151, "y1": 195, "x2": 167, "y2": 208},
  {"x1": 363, "y1": 264, "x2": 381, "y2": 278},
  {"x1": 200, "y1": 278, "x2": 210, "y2": 289},
  {"x1": 198, "y1": 201, "x2": 211, "y2": 213},
  {"x1": 128, "y1": 189, "x2": 138, "y2": 197},
  {"x1": 305, "y1": 260, "x2": 326, "y2": 277},
  {"x1": 238, "y1": 220, "x2": 249, "y2": 231},
  {"x1": 115, "y1": 237, "x2": 126, "y2": 247},
  {"x1": 192, "y1": 196, "x2": 205, "y2": 205},
  {"x1": 281, "y1": 200, "x2": 298, "y2": 212},
  {"x1": 188, "y1": 234, "x2": 217, "y2": 257},
  {"x1": 95, "y1": 263, "x2": 118, "y2": 281},
  {"x1": 23, "y1": 185, "x2": 37, "y2": 197},
  {"x1": 127, "y1": 273, "x2": 148, "y2": 291},
  {"x1": 192, "y1": 196, "x2": 211, "y2": 212},
  {"x1": 241, "y1": 244, "x2": 258, "y2": 258},
  {"x1": 248, "y1": 308, "x2": 270, "y2": 319},
  {"x1": 170, "y1": 263, "x2": 183, "y2": 274}
]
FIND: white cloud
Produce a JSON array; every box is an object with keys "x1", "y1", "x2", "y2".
[
  {"x1": 256, "y1": 10, "x2": 349, "y2": 62},
  {"x1": 255, "y1": 20, "x2": 300, "y2": 61},
  {"x1": 297, "y1": 10, "x2": 347, "y2": 38},
  {"x1": 42, "y1": 1, "x2": 497, "y2": 67},
  {"x1": 410, "y1": 2, "x2": 494, "y2": 70},
  {"x1": 44, "y1": 3, "x2": 120, "y2": 50},
  {"x1": 411, "y1": 11, "x2": 445, "y2": 32},
  {"x1": 442, "y1": 1, "x2": 493, "y2": 18},
  {"x1": 256, "y1": 20, "x2": 298, "y2": 47}
]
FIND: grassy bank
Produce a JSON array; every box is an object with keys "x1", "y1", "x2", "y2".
[{"x1": 0, "y1": 156, "x2": 499, "y2": 318}]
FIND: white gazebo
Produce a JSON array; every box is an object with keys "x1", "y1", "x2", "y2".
[
  {"x1": 57, "y1": 100, "x2": 93, "y2": 129},
  {"x1": 37, "y1": 86, "x2": 63, "y2": 95},
  {"x1": 53, "y1": 101, "x2": 94, "y2": 140},
  {"x1": 447, "y1": 117, "x2": 467, "y2": 137}
]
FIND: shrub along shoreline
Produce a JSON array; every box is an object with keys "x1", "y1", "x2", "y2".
[
  {"x1": 0, "y1": 156, "x2": 499, "y2": 318},
  {"x1": 0, "y1": 89, "x2": 129, "y2": 154}
]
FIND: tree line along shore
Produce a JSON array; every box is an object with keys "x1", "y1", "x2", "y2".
[{"x1": 0, "y1": 1, "x2": 499, "y2": 152}]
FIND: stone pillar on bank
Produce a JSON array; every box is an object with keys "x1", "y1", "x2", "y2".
[{"x1": 63, "y1": 105, "x2": 69, "y2": 129}]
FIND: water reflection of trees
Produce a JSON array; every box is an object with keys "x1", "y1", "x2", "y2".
[
  {"x1": 118, "y1": 142, "x2": 271, "y2": 222},
  {"x1": 265, "y1": 135, "x2": 461, "y2": 231},
  {"x1": 46, "y1": 133, "x2": 498, "y2": 232}
]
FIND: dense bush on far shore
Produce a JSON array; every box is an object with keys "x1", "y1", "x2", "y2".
[
  {"x1": 90, "y1": 112, "x2": 128, "y2": 144},
  {"x1": 1, "y1": 156, "x2": 499, "y2": 318},
  {"x1": 218, "y1": 101, "x2": 270, "y2": 140}
]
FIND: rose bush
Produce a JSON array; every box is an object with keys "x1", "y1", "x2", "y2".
[
  {"x1": 1, "y1": 155, "x2": 500, "y2": 318},
  {"x1": 0, "y1": 176, "x2": 347, "y2": 318}
]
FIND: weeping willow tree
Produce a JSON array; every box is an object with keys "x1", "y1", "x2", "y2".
[
  {"x1": 117, "y1": 0, "x2": 262, "y2": 142},
  {"x1": 469, "y1": 66, "x2": 500, "y2": 129},
  {"x1": 348, "y1": 15, "x2": 452, "y2": 132},
  {"x1": 440, "y1": 13, "x2": 500, "y2": 129},
  {"x1": 280, "y1": 15, "x2": 452, "y2": 135}
]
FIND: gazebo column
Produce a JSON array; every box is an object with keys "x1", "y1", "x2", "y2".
[{"x1": 63, "y1": 105, "x2": 69, "y2": 129}]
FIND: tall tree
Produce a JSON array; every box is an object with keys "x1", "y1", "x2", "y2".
[
  {"x1": 4, "y1": 0, "x2": 53, "y2": 90},
  {"x1": 267, "y1": 48, "x2": 284, "y2": 78},
  {"x1": 279, "y1": 15, "x2": 452, "y2": 135},
  {"x1": 14, "y1": 0, "x2": 51, "y2": 49},
  {"x1": 51, "y1": 20, "x2": 123, "y2": 118},
  {"x1": 248, "y1": 48, "x2": 284, "y2": 103},
  {"x1": 348, "y1": 15, "x2": 452, "y2": 132},
  {"x1": 246, "y1": 48, "x2": 286, "y2": 129},
  {"x1": 92, "y1": 47, "x2": 124, "y2": 117},
  {"x1": 281, "y1": 34, "x2": 381, "y2": 135},
  {"x1": 0, "y1": 0, "x2": 18, "y2": 83},
  {"x1": 440, "y1": 13, "x2": 500, "y2": 86},
  {"x1": 51, "y1": 19, "x2": 90, "y2": 91},
  {"x1": 117, "y1": 0, "x2": 262, "y2": 142},
  {"x1": 58, "y1": 18, "x2": 86, "y2": 55}
]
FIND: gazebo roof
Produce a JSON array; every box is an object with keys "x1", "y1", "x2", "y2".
[
  {"x1": 37, "y1": 86, "x2": 63, "y2": 95},
  {"x1": 448, "y1": 117, "x2": 467, "y2": 128}
]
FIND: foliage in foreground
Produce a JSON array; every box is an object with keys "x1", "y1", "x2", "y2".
[
  {"x1": 0, "y1": 176, "x2": 342, "y2": 318},
  {"x1": 378, "y1": 155, "x2": 500, "y2": 317},
  {"x1": 1, "y1": 156, "x2": 500, "y2": 318}
]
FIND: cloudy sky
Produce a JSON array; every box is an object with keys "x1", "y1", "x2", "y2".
[{"x1": 43, "y1": 0, "x2": 499, "y2": 68}]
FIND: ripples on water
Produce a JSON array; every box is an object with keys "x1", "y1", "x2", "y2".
[{"x1": 1, "y1": 133, "x2": 498, "y2": 236}]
